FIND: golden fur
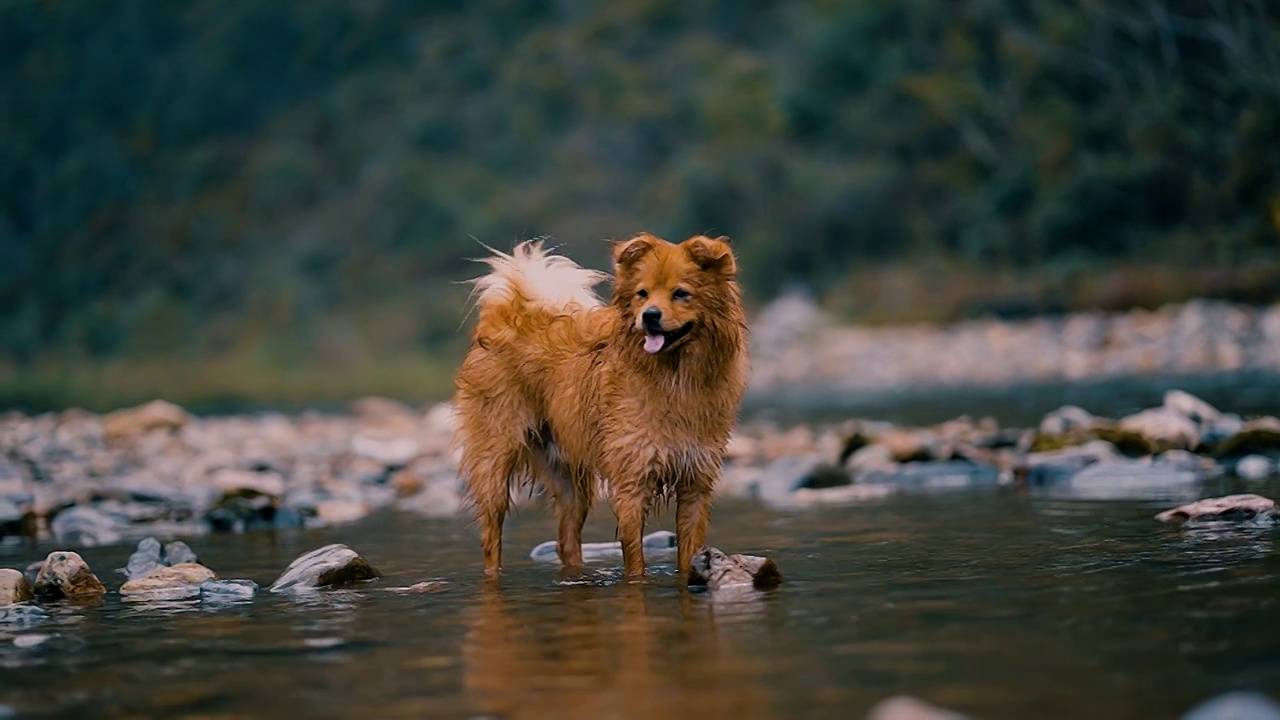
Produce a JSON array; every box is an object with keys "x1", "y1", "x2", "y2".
[{"x1": 453, "y1": 233, "x2": 748, "y2": 578}]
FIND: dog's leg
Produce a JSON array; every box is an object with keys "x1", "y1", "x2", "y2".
[
  {"x1": 613, "y1": 484, "x2": 651, "y2": 578},
  {"x1": 675, "y1": 486, "x2": 713, "y2": 579},
  {"x1": 536, "y1": 451, "x2": 591, "y2": 568}
]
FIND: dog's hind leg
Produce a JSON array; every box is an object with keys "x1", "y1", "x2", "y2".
[
  {"x1": 530, "y1": 448, "x2": 592, "y2": 568},
  {"x1": 458, "y1": 415, "x2": 532, "y2": 577}
]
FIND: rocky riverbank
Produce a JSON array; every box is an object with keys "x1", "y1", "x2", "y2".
[
  {"x1": 2, "y1": 385, "x2": 1279, "y2": 547},
  {"x1": 749, "y1": 296, "x2": 1280, "y2": 394}
]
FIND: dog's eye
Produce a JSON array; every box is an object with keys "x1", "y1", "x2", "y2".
[
  {"x1": 636, "y1": 289, "x2": 648, "y2": 299},
  {"x1": 672, "y1": 288, "x2": 692, "y2": 301}
]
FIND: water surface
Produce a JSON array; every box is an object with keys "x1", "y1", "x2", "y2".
[{"x1": 2, "y1": 480, "x2": 1279, "y2": 719}]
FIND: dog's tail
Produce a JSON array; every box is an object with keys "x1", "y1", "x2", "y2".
[{"x1": 466, "y1": 240, "x2": 608, "y2": 323}]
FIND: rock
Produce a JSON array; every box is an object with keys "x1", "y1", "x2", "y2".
[
  {"x1": 1016, "y1": 440, "x2": 1120, "y2": 486},
  {"x1": 1163, "y1": 390, "x2": 1222, "y2": 427},
  {"x1": 689, "y1": 548, "x2": 782, "y2": 590},
  {"x1": 1182, "y1": 691, "x2": 1280, "y2": 720},
  {"x1": 33, "y1": 551, "x2": 106, "y2": 600},
  {"x1": 49, "y1": 505, "x2": 124, "y2": 547},
  {"x1": 209, "y1": 468, "x2": 285, "y2": 497},
  {"x1": 199, "y1": 579, "x2": 259, "y2": 603},
  {"x1": 269, "y1": 544, "x2": 380, "y2": 593},
  {"x1": 1119, "y1": 408, "x2": 1201, "y2": 452},
  {"x1": 1039, "y1": 405, "x2": 1099, "y2": 436},
  {"x1": 125, "y1": 537, "x2": 164, "y2": 579},
  {"x1": 120, "y1": 563, "x2": 217, "y2": 600},
  {"x1": 865, "y1": 696, "x2": 968, "y2": 720},
  {"x1": 844, "y1": 443, "x2": 897, "y2": 475},
  {"x1": 0, "y1": 569, "x2": 34, "y2": 606},
  {"x1": 103, "y1": 399, "x2": 188, "y2": 441},
  {"x1": 530, "y1": 530, "x2": 678, "y2": 564},
  {"x1": 163, "y1": 540, "x2": 198, "y2": 566},
  {"x1": 877, "y1": 429, "x2": 937, "y2": 462},
  {"x1": 23, "y1": 560, "x2": 42, "y2": 585},
  {"x1": 1065, "y1": 460, "x2": 1202, "y2": 501},
  {"x1": 399, "y1": 581, "x2": 448, "y2": 593},
  {"x1": 1156, "y1": 494, "x2": 1277, "y2": 524},
  {"x1": 1216, "y1": 417, "x2": 1280, "y2": 457},
  {"x1": 394, "y1": 481, "x2": 465, "y2": 517},
  {"x1": 313, "y1": 499, "x2": 369, "y2": 525},
  {"x1": 1236, "y1": 455, "x2": 1275, "y2": 480},
  {"x1": 749, "y1": 454, "x2": 835, "y2": 504},
  {"x1": 0, "y1": 604, "x2": 49, "y2": 625},
  {"x1": 860, "y1": 460, "x2": 1000, "y2": 491},
  {"x1": 784, "y1": 483, "x2": 897, "y2": 507},
  {"x1": 350, "y1": 435, "x2": 419, "y2": 466}
]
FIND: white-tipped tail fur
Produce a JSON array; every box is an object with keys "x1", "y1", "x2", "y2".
[{"x1": 469, "y1": 240, "x2": 608, "y2": 311}]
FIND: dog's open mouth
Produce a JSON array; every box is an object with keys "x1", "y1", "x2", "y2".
[{"x1": 643, "y1": 322, "x2": 693, "y2": 354}]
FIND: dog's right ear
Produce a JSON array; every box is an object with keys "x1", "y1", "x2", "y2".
[{"x1": 612, "y1": 233, "x2": 657, "y2": 270}]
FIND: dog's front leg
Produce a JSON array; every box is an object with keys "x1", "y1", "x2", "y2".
[
  {"x1": 612, "y1": 483, "x2": 651, "y2": 578},
  {"x1": 675, "y1": 487, "x2": 713, "y2": 579}
]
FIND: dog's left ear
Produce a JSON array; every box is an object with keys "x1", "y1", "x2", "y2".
[
  {"x1": 683, "y1": 235, "x2": 736, "y2": 276},
  {"x1": 613, "y1": 233, "x2": 657, "y2": 271}
]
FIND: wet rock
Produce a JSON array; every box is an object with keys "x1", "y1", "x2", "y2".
[
  {"x1": 689, "y1": 548, "x2": 782, "y2": 590},
  {"x1": 351, "y1": 434, "x2": 419, "y2": 466},
  {"x1": 1236, "y1": 455, "x2": 1275, "y2": 480},
  {"x1": 33, "y1": 551, "x2": 106, "y2": 600},
  {"x1": 164, "y1": 540, "x2": 198, "y2": 566},
  {"x1": 865, "y1": 696, "x2": 968, "y2": 720},
  {"x1": 0, "y1": 569, "x2": 34, "y2": 606},
  {"x1": 530, "y1": 530, "x2": 678, "y2": 564},
  {"x1": 103, "y1": 399, "x2": 189, "y2": 441},
  {"x1": 1118, "y1": 408, "x2": 1200, "y2": 452},
  {"x1": 859, "y1": 460, "x2": 1000, "y2": 491},
  {"x1": 125, "y1": 537, "x2": 164, "y2": 579},
  {"x1": 749, "y1": 454, "x2": 837, "y2": 504},
  {"x1": 1039, "y1": 405, "x2": 1099, "y2": 436},
  {"x1": 1156, "y1": 494, "x2": 1277, "y2": 524},
  {"x1": 199, "y1": 578, "x2": 259, "y2": 603},
  {"x1": 1215, "y1": 417, "x2": 1280, "y2": 458},
  {"x1": 313, "y1": 499, "x2": 369, "y2": 525},
  {"x1": 209, "y1": 468, "x2": 285, "y2": 497},
  {"x1": 844, "y1": 443, "x2": 897, "y2": 475},
  {"x1": 1182, "y1": 691, "x2": 1280, "y2": 720},
  {"x1": 206, "y1": 491, "x2": 284, "y2": 533},
  {"x1": 0, "y1": 604, "x2": 49, "y2": 626},
  {"x1": 120, "y1": 563, "x2": 218, "y2": 600},
  {"x1": 1163, "y1": 390, "x2": 1222, "y2": 428},
  {"x1": 1064, "y1": 460, "x2": 1201, "y2": 501},
  {"x1": 49, "y1": 505, "x2": 124, "y2": 547},
  {"x1": 269, "y1": 544, "x2": 380, "y2": 593},
  {"x1": 784, "y1": 483, "x2": 897, "y2": 507},
  {"x1": 23, "y1": 560, "x2": 43, "y2": 585}
]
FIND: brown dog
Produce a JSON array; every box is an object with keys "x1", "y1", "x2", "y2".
[{"x1": 453, "y1": 233, "x2": 748, "y2": 579}]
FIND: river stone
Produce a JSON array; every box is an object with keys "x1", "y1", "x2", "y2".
[
  {"x1": 199, "y1": 579, "x2": 259, "y2": 603},
  {"x1": 1163, "y1": 390, "x2": 1223, "y2": 427},
  {"x1": 859, "y1": 460, "x2": 1000, "y2": 491},
  {"x1": 163, "y1": 540, "x2": 198, "y2": 566},
  {"x1": 0, "y1": 604, "x2": 49, "y2": 626},
  {"x1": 1119, "y1": 408, "x2": 1200, "y2": 452},
  {"x1": 1215, "y1": 417, "x2": 1280, "y2": 457},
  {"x1": 1064, "y1": 459, "x2": 1201, "y2": 501},
  {"x1": 1182, "y1": 691, "x2": 1280, "y2": 720},
  {"x1": 120, "y1": 563, "x2": 218, "y2": 600},
  {"x1": 530, "y1": 530, "x2": 678, "y2": 564},
  {"x1": 103, "y1": 399, "x2": 189, "y2": 441},
  {"x1": 23, "y1": 560, "x2": 42, "y2": 585},
  {"x1": 1039, "y1": 405, "x2": 1099, "y2": 436},
  {"x1": 269, "y1": 544, "x2": 380, "y2": 593},
  {"x1": 125, "y1": 537, "x2": 164, "y2": 579},
  {"x1": 0, "y1": 569, "x2": 34, "y2": 606},
  {"x1": 865, "y1": 696, "x2": 968, "y2": 720},
  {"x1": 1236, "y1": 455, "x2": 1275, "y2": 480},
  {"x1": 1156, "y1": 494, "x2": 1277, "y2": 524},
  {"x1": 33, "y1": 551, "x2": 106, "y2": 600},
  {"x1": 689, "y1": 547, "x2": 782, "y2": 590},
  {"x1": 749, "y1": 454, "x2": 834, "y2": 504},
  {"x1": 49, "y1": 505, "x2": 124, "y2": 547}
]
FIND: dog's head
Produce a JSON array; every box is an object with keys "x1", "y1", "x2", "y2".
[{"x1": 611, "y1": 233, "x2": 738, "y2": 355}]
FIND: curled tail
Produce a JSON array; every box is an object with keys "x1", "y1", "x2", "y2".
[{"x1": 467, "y1": 240, "x2": 608, "y2": 324}]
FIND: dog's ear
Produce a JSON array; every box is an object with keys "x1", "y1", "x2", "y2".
[
  {"x1": 683, "y1": 235, "x2": 736, "y2": 276},
  {"x1": 613, "y1": 233, "x2": 657, "y2": 271}
]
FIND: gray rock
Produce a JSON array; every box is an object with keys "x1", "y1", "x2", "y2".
[
  {"x1": 782, "y1": 483, "x2": 897, "y2": 507},
  {"x1": 689, "y1": 547, "x2": 782, "y2": 590},
  {"x1": 163, "y1": 540, "x2": 198, "y2": 566},
  {"x1": 0, "y1": 604, "x2": 49, "y2": 626},
  {"x1": 750, "y1": 454, "x2": 842, "y2": 504},
  {"x1": 530, "y1": 530, "x2": 678, "y2": 564},
  {"x1": 125, "y1": 537, "x2": 164, "y2": 579},
  {"x1": 1156, "y1": 494, "x2": 1277, "y2": 524},
  {"x1": 103, "y1": 399, "x2": 189, "y2": 441},
  {"x1": 1119, "y1": 408, "x2": 1201, "y2": 452},
  {"x1": 1039, "y1": 405, "x2": 1098, "y2": 436},
  {"x1": 865, "y1": 696, "x2": 968, "y2": 720},
  {"x1": 1236, "y1": 455, "x2": 1275, "y2": 480},
  {"x1": 1064, "y1": 460, "x2": 1202, "y2": 501},
  {"x1": 33, "y1": 551, "x2": 106, "y2": 600},
  {"x1": 0, "y1": 568, "x2": 34, "y2": 606},
  {"x1": 120, "y1": 563, "x2": 218, "y2": 600},
  {"x1": 860, "y1": 460, "x2": 1000, "y2": 491},
  {"x1": 23, "y1": 560, "x2": 42, "y2": 585},
  {"x1": 269, "y1": 544, "x2": 380, "y2": 593},
  {"x1": 199, "y1": 579, "x2": 259, "y2": 603},
  {"x1": 1163, "y1": 390, "x2": 1223, "y2": 428},
  {"x1": 1018, "y1": 440, "x2": 1120, "y2": 486},
  {"x1": 49, "y1": 505, "x2": 123, "y2": 547},
  {"x1": 1182, "y1": 691, "x2": 1280, "y2": 720}
]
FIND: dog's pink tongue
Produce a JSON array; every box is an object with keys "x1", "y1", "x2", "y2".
[{"x1": 643, "y1": 333, "x2": 665, "y2": 354}]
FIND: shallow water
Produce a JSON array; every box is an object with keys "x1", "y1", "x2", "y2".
[{"x1": 3, "y1": 478, "x2": 1280, "y2": 719}]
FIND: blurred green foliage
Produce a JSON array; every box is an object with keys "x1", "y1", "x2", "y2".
[{"x1": 2, "y1": 0, "x2": 1279, "y2": 409}]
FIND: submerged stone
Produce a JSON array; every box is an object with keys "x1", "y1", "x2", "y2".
[
  {"x1": 865, "y1": 695, "x2": 968, "y2": 720},
  {"x1": 163, "y1": 540, "x2": 199, "y2": 566},
  {"x1": 1156, "y1": 494, "x2": 1277, "y2": 525},
  {"x1": 689, "y1": 547, "x2": 782, "y2": 590},
  {"x1": 1182, "y1": 691, "x2": 1280, "y2": 720},
  {"x1": 269, "y1": 544, "x2": 380, "y2": 593},
  {"x1": 125, "y1": 537, "x2": 164, "y2": 579},
  {"x1": 1063, "y1": 460, "x2": 1201, "y2": 501},
  {"x1": 1236, "y1": 455, "x2": 1275, "y2": 481},
  {"x1": 0, "y1": 569, "x2": 34, "y2": 606},
  {"x1": 49, "y1": 505, "x2": 124, "y2": 547},
  {"x1": 33, "y1": 551, "x2": 106, "y2": 600},
  {"x1": 0, "y1": 604, "x2": 49, "y2": 626},
  {"x1": 120, "y1": 563, "x2": 218, "y2": 600},
  {"x1": 199, "y1": 579, "x2": 259, "y2": 603},
  {"x1": 530, "y1": 530, "x2": 678, "y2": 564}
]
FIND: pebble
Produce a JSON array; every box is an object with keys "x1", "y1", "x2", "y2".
[
  {"x1": 33, "y1": 551, "x2": 106, "y2": 600},
  {"x1": 530, "y1": 530, "x2": 678, "y2": 564},
  {"x1": 199, "y1": 579, "x2": 259, "y2": 603},
  {"x1": 0, "y1": 568, "x2": 34, "y2": 606},
  {"x1": 125, "y1": 537, "x2": 164, "y2": 579},
  {"x1": 269, "y1": 544, "x2": 380, "y2": 593}
]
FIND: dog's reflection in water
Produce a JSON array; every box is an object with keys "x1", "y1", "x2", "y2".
[{"x1": 462, "y1": 581, "x2": 773, "y2": 719}]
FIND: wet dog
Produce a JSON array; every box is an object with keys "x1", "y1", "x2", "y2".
[{"x1": 453, "y1": 233, "x2": 748, "y2": 579}]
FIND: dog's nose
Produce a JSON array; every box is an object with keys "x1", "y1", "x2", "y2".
[{"x1": 642, "y1": 307, "x2": 662, "y2": 328}]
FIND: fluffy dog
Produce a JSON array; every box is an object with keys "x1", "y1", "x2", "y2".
[{"x1": 453, "y1": 233, "x2": 748, "y2": 579}]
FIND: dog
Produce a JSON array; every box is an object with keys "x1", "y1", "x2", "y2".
[{"x1": 453, "y1": 233, "x2": 748, "y2": 579}]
